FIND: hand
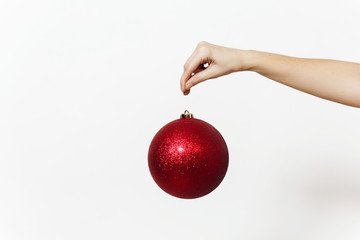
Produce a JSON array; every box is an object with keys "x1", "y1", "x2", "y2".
[
  {"x1": 180, "y1": 41, "x2": 248, "y2": 95},
  {"x1": 180, "y1": 41, "x2": 360, "y2": 107}
]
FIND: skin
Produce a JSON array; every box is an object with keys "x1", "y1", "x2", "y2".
[{"x1": 180, "y1": 41, "x2": 360, "y2": 108}]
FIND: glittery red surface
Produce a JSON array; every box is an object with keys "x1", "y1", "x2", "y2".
[{"x1": 148, "y1": 117, "x2": 229, "y2": 199}]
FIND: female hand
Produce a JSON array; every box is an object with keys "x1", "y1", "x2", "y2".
[
  {"x1": 180, "y1": 41, "x2": 249, "y2": 95},
  {"x1": 181, "y1": 41, "x2": 360, "y2": 107}
]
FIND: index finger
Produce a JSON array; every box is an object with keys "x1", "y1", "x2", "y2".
[{"x1": 180, "y1": 52, "x2": 207, "y2": 93}]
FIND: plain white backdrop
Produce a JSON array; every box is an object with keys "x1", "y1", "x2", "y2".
[{"x1": 1, "y1": 0, "x2": 360, "y2": 239}]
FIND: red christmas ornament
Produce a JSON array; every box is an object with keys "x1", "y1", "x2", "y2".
[{"x1": 148, "y1": 110, "x2": 229, "y2": 199}]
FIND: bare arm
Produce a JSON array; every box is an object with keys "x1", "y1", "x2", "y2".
[{"x1": 180, "y1": 42, "x2": 360, "y2": 108}]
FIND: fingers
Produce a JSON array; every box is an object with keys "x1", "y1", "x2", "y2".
[
  {"x1": 183, "y1": 89, "x2": 190, "y2": 95},
  {"x1": 180, "y1": 51, "x2": 197, "y2": 93},
  {"x1": 185, "y1": 65, "x2": 217, "y2": 91},
  {"x1": 180, "y1": 42, "x2": 211, "y2": 94},
  {"x1": 182, "y1": 65, "x2": 206, "y2": 95},
  {"x1": 180, "y1": 57, "x2": 206, "y2": 93}
]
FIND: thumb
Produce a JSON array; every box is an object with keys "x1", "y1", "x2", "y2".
[{"x1": 185, "y1": 66, "x2": 217, "y2": 90}]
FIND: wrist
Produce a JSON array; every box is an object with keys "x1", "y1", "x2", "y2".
[{"x1": 237, "y1": 50, "x2": 261, "y2": 72}]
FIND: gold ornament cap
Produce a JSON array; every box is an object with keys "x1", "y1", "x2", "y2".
[{"x1": 180, "y1": 110, "x2": 194, "y2": 119}]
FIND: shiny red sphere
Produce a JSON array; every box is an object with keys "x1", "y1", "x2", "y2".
[{"x1": 148, "y1": 117, "x2": 229, "y2": 199}]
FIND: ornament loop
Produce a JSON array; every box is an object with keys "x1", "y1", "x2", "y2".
[{"x1": 180, "y1": 110, "x2": 194, "y2": 119}]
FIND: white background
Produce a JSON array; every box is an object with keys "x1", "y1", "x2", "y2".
[{"x1": 1, "y1": 0, "x2": 360, "y2": 239}]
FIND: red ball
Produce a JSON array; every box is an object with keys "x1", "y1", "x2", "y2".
[{"x1": 148, "y1": 113, "x2": 229, "y2": 199}]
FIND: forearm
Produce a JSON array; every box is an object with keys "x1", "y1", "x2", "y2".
[{"x1": 242, "y1": 50, "x2": 360, "y2": 108}]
